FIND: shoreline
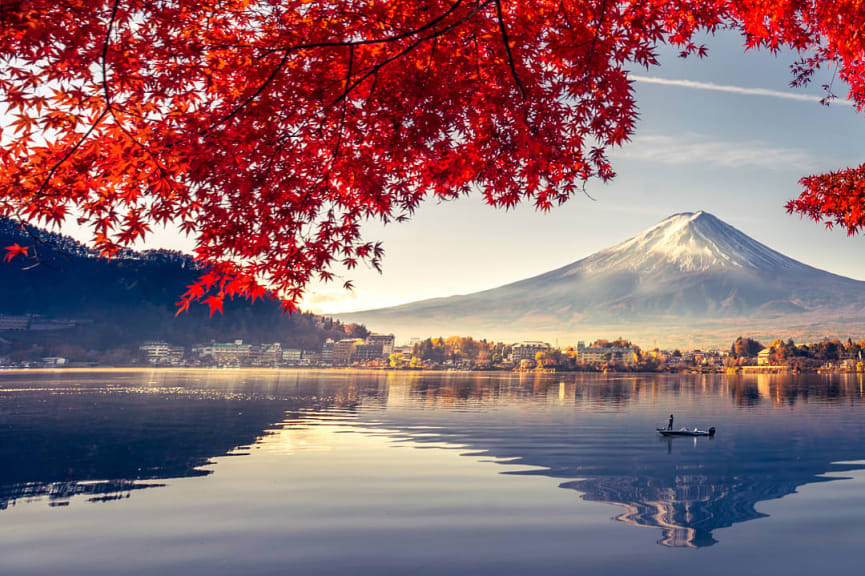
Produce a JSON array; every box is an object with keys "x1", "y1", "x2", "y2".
[{"x1": 1, "y1": 366, "x2": 860, "y2": 376}]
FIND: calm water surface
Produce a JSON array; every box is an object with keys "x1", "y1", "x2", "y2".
[{"x1": 1, "y1": 370, "x2": 864, "y2": 575}]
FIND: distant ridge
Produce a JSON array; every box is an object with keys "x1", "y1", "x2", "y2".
[
  {"x1": 0, "y1": 218, "x2": 357, "y2": 351},
  {"x1": 339, "y1": 211, "x2": 865, "y2": 346}
]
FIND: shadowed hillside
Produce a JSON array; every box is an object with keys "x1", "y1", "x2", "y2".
[{"x1": 0, "y1": 219, "x2": 360, "y2": 354}]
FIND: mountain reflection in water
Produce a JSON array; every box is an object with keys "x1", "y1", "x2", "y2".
[
  {"x1": 2, "y1": 370, "x2": 864, "y2": 550},
  {"x1": 308, "y1": 372, "x2": 865, "y2": 548},
  {"x1": 562, "y1": 448, "x2": 771, "y2": 548}
]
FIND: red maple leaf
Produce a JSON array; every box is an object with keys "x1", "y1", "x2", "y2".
[
  {"x1": 3, "y1": 244, "x2": 29, "y2": 262},
  {"x1": 203, "y1": 294, "x2": 224, "y2": 317}
]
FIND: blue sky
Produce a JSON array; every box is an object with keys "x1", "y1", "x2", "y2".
[{"x1": 55, "y1": 30, "x2": 865, "y2": 314}]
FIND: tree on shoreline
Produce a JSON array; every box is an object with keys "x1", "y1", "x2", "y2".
[
  {"x1": 731, "y1": 337, "x2": 763, "y2": 359},
  {"x1": 3, "y1": 1, "x2": 864, "y2": 313}
]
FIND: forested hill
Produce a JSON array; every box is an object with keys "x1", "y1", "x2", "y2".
[{"x1": 0, "y1": 219, "x2": 359, "y2": 351}]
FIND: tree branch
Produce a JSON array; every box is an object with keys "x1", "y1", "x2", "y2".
[
  {"x1": 581, "y1": 0, "x2": 609, "y2": 84},
  {"x1": 207, "y1": 0, "x2": 477, "y2": 132},
  {"x1": 101, "y1": 0, "x2": 120, "y2": 110},
  {"x1": 495, "y1": 0, "x2": 526, "y2": 100},
  {"x1": 33, "y1": 106, "x2": 110, "y2": 198},
  {"x1": 332, "y1": 45, "x2": 355, "y2": 163}
]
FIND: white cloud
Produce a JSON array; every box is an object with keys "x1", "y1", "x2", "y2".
[
  {"x1": 616, "y1": 133, "x2": 818, "y2": 171},
  {"x1": 630, "y1": 75, "x2": 854, "y2": 107}
]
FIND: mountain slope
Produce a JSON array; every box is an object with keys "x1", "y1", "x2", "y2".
[
  {"x1": 0, "y1": 219, "x2": 356, "y2": 351},
  {"x1": 339, "y1": 212, "x2": 865, "y2": 345}
]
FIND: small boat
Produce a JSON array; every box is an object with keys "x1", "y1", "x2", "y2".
[{"x1": 656, "y1": 426, "x2": 716, "y2": 437}]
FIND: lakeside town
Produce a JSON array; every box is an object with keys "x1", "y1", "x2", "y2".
[{"x1": 6, "y1": 331, "x2": 865, "y2": 374}]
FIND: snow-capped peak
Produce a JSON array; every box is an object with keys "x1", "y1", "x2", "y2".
[{"x1": 578, "y1": 211, "x2": 803, "y2": 273}]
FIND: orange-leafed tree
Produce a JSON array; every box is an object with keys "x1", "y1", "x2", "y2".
[{"x1": 2, "y1": 1, "x2": 864, "y2": 314}]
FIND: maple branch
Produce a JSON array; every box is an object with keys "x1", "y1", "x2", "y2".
[
  {"x1": 259, "y1": 0, "x2": 468, "y2": 58},
  {"x1": 264, "y1": 0, "x2": 492, "y2": 154},
  {"x1": 19, "y1": 2, "x2": 119, "y2": 200},
  {"x1": 290, "y1": 48, "x2": 360, "y2": 222},
  {"x1": 97, "y1": 0, "x2": 180, "y2": 223},
  {"x1": 332, "y1": 45, "x2": 355, "y2": 163},
  {"x1": 329, "y1": 0, "x2": 495, "y2": 110},
  {"x1": 101, "y1": 0, "x2": 120, "y2": 110},
  {"x1": 208, "y1": 0, "x2": 478, "y2": 132},
  {"x1": 472, "y1": 34, "x2": 482, "y2": 77},
  {"x1": 100, "y1": 1, "x2": 146, "y2": 154},
  {"x1": 494, "y1": 0, "x2": 526, "y2": 101},
  {"x1": 100, "y1": 0, "x2": 144, "y2": 146},
  {"x1": 557, "y1": 0, "x2": 576, "y2": 29},
  {"x1": 29, "y1": 106, "x2": 109, "y2": 200},
  {"x1": 423, "y1": 35, "x2": 439, "y2": 84},
  {"x1": 208, "y1": 49, "x2": 294, "y2": 132},
  {"x1": 822, "y1": 62, "x2": 839, "y2": 105},
  {"x1": 581, "y1": 0, "x2": 609, "y2": 84}
]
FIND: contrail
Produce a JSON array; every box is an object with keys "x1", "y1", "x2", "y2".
[{"x1": 630, "y1": 75, "x2": 854, "y2": 106}]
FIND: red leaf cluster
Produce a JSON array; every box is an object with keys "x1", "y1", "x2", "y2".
[
  {"x1": 3, "y1": 243, "x2": 29, "y2": 262},
  {"x1": 1, "y1": 1, "x2": 863, "y2": 312},
  {"x1": 788, "y1": 164, "x2": 865, "y2": 235}
]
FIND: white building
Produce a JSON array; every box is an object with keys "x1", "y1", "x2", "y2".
[
  {"x1": 139, "y1": 341, "x2": 185, "y2": 366},
  {"x1": 282, "y1": 348, "x2": 303, "y2": 364},
  {"x1": 577, "y1": 346, "x2": 638, "y2": 366},
  {"x1": 511, "y1": 341, "x2": 551, "y2": 362}
]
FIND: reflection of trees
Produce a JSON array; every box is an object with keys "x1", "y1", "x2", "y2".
[
  {"x1": 0, "y1": 370, "x2": 352, "y2": 511},
  {"x1": 401, "y1": 373, "x2": 646, "y2": 407},
  {"x1": 396, "y1": 372, "x2": 865, "y2": 411},
  {"x1": 360, "y1": 372, "x2": 865, "y2": 548},
  {"x1": 730, "y1": 381, "x2": 762, "y2": 407},
  {"x1": 0, "y1": 369, "x2": 405, "y2": 512},
  {"x1": 0, "y1": 480, "x2": 163, "y2": 510},
  {"x1": 594, "y1": 379, "x2": 637, "y2": 407},
  {"x1": 0, "y1": 391, "x2": 294, "y2": 510},
  {"x1": 732, "y1": 374, "x2": 865, "y2": 407},
  {"x1": 409, "y1": 374, "x2": 510, "y2": 405}
]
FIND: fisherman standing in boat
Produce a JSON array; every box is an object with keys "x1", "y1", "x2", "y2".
[{"x1": 668, "y1": 414, "x2": 674, "y2": 430}]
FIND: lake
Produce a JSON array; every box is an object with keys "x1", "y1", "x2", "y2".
[{"x1": 1, "y1": 369, "x2": 864, "y2": 575}]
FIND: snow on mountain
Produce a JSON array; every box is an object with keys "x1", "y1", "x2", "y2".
[
  {"x1": 577, "y1": 211, "x2": 803, "y2": 273},
  {"x1": 339, "y1": 212, "x2": 865, "y2": 346}
]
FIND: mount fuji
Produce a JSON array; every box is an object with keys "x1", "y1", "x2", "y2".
[{"x1": 339, "y1": 212, "x2": 865, "y2": 346}]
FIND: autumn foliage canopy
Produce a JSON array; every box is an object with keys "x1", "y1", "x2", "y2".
[{"x1": 2, "y1": 0, "x2": 864, "y2": 314}]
